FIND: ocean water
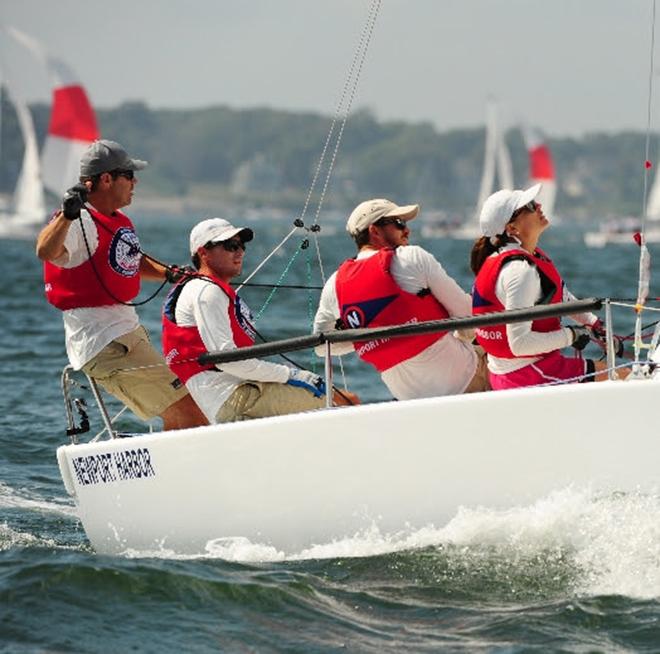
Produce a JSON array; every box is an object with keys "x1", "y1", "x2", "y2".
[{"x1": 2, "y1": 213, "x2": 660, "y2": 653}]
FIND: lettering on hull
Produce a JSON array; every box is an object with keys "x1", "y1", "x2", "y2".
[{"x1": 70, "y1": 447, "x2": 155, "y2": 486}]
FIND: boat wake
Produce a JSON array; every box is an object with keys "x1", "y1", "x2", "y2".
[
  {"x1": 121, "y1": 486, "x2": 660, "y2": 598},
  {"x1": 0, "y1": 481, "x2": 77, "y2": 517}
]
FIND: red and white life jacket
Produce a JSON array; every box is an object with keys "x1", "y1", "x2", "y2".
[
  {"x1": 472, "y1": 247, "x2": 564, "y2": 358},
  {"x1": 334, "y1": 248, "x2": 450, "y2": 372},
  {"x1": 161, "y1": 274, "x2": 256, "y2": 384},
  {"x1": 44, "y1": 207, "x2": 141, "y2": 310}
]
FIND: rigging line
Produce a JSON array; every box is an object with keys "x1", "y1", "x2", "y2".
[
  {"x1": 237, "y1": 225, "x2": 299, "y2": 290},
  {"x1": 311, "y1": 0, "x2": 381, "y2": 230},
  {"x1": 254, "y1": 241, "x2": 306, "y2": 321},
  {"x1": 642, "y1": 0, "x2": 658, "y2": 234},
  {"x1": 79, "y1": 209, "x2": 168, "y2": 307},
  {"x1": 633, "y1": 0, "x2": 658, "y2": 367},
  {"x1": 298, "y1": 0, "x2": 381, "y2": 229},
  {"x1": 238, "y1": 0, "x2": 382, "y2": 293},
  {"x1": 235, "y1": 281, "x2": 323, "y2": 291}
]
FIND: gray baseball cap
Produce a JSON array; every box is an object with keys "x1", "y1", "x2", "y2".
[{"x1": 79, "y1": 139, "x2": 148, "y2": 177}]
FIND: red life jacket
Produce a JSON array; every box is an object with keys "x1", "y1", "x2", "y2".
[
  {"x1": 472, "y1": 247, "x2": 564, "y2": 358},
  {"x1": 161, "y1": 274, "x2": 256, "y2": 384},
  {"x1": 334, "y1": 248, "x2": 450, "y2": 372},
  {"x1": 44, "y1": 207, "x2": 141, "y2": 310}
]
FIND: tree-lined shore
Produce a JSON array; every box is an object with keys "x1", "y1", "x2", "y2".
[{"x1": 1, "y1": 98, "x2": 654, "y2": 219}]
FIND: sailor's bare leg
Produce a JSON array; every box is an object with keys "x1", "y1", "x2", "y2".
[
  {"x1": 160, "y1": 394, "x2": 208, "y2": 430},
  {"x1": 594, "y1": 360, "x2": 629, "y2": 381}
]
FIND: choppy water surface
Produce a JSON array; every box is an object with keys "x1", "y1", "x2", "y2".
[{"x1": 2, "y1": 214, "x2": 660, "y2": 653}]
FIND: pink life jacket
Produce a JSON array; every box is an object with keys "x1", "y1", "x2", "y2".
[{"x1": 472, "y1": 247, "x2": 564, "y2": 358}]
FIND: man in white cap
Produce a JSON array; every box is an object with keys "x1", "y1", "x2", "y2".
[
  {"x1": 313, "y1": 198, "x2": 489, "y2": 400},
  {"x1": 162, "y1": 218, "x2": 356, "y2": 423},
  {"x1": 36, "y1": 139, "x2": 207, "y2": 430}
]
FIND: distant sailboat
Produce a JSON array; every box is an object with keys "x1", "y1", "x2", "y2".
[
  {"x1": 438, "y1": 99, "x2": 513, "y2": 240},
  {"x1": 5, "y1": 26, "x2": 99, "y2": 196},
  {"x1": 0, "y1": 76, "x2": 47, "y2": 238},
  {"x1": 584, "y1": 154, "x2": 660, "y2": 247}
]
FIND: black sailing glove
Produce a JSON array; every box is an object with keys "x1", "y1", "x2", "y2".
[
  {"x1": 62, "y1": 184, "x2": 89, "y2": 221},
  {"x1": 570, "y1": 325, "x2": 591, "y2": 351}
]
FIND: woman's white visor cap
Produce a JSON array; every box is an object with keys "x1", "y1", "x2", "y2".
[{"x1": 479, "y1": 184, "x2": 542, "y2": 238}]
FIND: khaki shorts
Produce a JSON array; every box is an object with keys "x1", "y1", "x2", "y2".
[
  {"x1": 82, "y1": 325, "x2": 189, "y2": 420},
  {"x1": 216, "y1": 381, "x2": 325, "y2": 423},
  {"x1": 463, "y1": 345, "x2": 491, "y2": 393}
]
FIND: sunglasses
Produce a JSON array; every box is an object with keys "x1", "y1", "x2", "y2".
[
  {"x1": 512, "y1": 200, "x2": 538, "y2": 218},
  {"x1": 110, "y1": 169, "x2": 135, "y2": 181},
  {"x1": 205, "y1": 239, "x2": 246, "y2": 252},
  {"x1": 375, "y1": 217, "x2": 408, "y2": 230}
]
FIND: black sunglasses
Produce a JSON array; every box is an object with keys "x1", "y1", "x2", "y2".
[
  {"x1": 205, "y1": 239, "x2": 246, "y2": 252},
  {"x1": 110, "y1": 169, "x2": 135, "y2": 181},
  {"x1": 512, "y1": 200, "x2": 538, "y2": 218},
  {"x1": 375, "y1": 217, "x2": 408, "y2": 230}
]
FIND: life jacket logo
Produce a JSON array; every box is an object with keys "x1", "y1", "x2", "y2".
[
  {"x1": 343, "y1": 306, "x2": 366, "y2": 328},
  {"x1": 109, "y1": 227, "x2": 141, "y2": 277},
  {"x1": 235, "y1": 296, "x2": 257, "y2": 340},
  {"x1": 340, "y1": 294, "x2": 398, "y2": 329}
]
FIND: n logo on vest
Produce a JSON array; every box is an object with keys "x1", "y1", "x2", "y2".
[{"x1": 341, "y1": 294, "x2": 398, "y2": 329}]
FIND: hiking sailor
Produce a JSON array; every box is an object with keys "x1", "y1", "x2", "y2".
[
  {"x1": 313, "y1": 198, "x2": 489, "y2": 400},
  {"x1": 162, "y1": 218, "x2": 357, "y2": 423}
]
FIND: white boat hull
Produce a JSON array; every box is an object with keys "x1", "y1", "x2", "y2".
[{"x1": 57, "y1": 377, "x2": 660, "y2": 557}]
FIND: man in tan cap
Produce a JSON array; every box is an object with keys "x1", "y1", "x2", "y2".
[{"x1": 313, "y1": 198, "x2": 489, "y2": 400}]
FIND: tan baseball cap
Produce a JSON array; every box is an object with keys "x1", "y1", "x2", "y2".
[{"x1": 346, "y1": 198, "x2": 420, "y2": 235}]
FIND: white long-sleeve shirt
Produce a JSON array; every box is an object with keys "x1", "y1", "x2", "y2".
[
  {"x1": 488, "y1": 243, "x2": 598, "y2": 374},
  {"x1": 174, "y1": 278, "x2": 291, "y2": 422},
  {"x1": 313, "y1": 246, "x2": 477, "y2": 400}
]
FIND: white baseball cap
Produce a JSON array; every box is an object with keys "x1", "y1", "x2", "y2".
[
  {"x1": 189, "y1": 218, "x2": 254, "y2": 255},
  {"x1": 479, "y1": 184, "x2": 542, "y2": 237},
  {"x1": 346, "y1": 198, "x2": 420, "y2": 236}
]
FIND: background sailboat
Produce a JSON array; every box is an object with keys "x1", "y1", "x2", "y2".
[
  {"x1": 5, "y1": 26, "x2": 100, "y2": 197},
  {"x1": 0, "y1": 73, "x2": 47, "y2": 238},
  {"x1": 442, "y1": 99, "x2": 513, "y2": 240},
  {"x1": 584, "y1": 154, "x2": 660, "y2": 247}
]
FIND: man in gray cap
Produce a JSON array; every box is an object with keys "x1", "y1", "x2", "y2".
[
  {"x1": 36, "y1": 139, "x2": 207, "y2": 430},
  {"x1": 313, "y1": 198, "x2": 489, "y2": 400},
  {"x1": 162, "y1": 217, "x2": 357, "y2": 423}
]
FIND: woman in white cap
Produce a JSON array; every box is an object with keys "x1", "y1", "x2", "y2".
[{"x1": 470, "y1": 184, "x2": 609, "y2": 390}]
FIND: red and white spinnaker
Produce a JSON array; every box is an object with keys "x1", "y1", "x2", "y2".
[{"x1": 6, "y1": 26, "x2": 100, "y2": 196}]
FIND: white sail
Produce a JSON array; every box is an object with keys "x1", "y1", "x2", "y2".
[
  {"x1": 474, "y1": 100, "x2": 498, "y2": 219},
  {"x1": 445, "y1": 99, "x2": 513, "y2": 240},
  {"x1": 0, "y1": 72, "x2": 46, "y2": 237},
  {"x1": 5, "y1": 26, "x2": 99, "y2": 196},
  {"x1": 12, "y1": 90, "x2": 46, "y2": 221},
  {"x1": 646, "y1": 164, "x2": 660, "y2": 221}
]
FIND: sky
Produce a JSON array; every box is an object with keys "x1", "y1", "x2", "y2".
[{"x1": 0, "y1": 0, "x2": 657, "y2": 137}]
